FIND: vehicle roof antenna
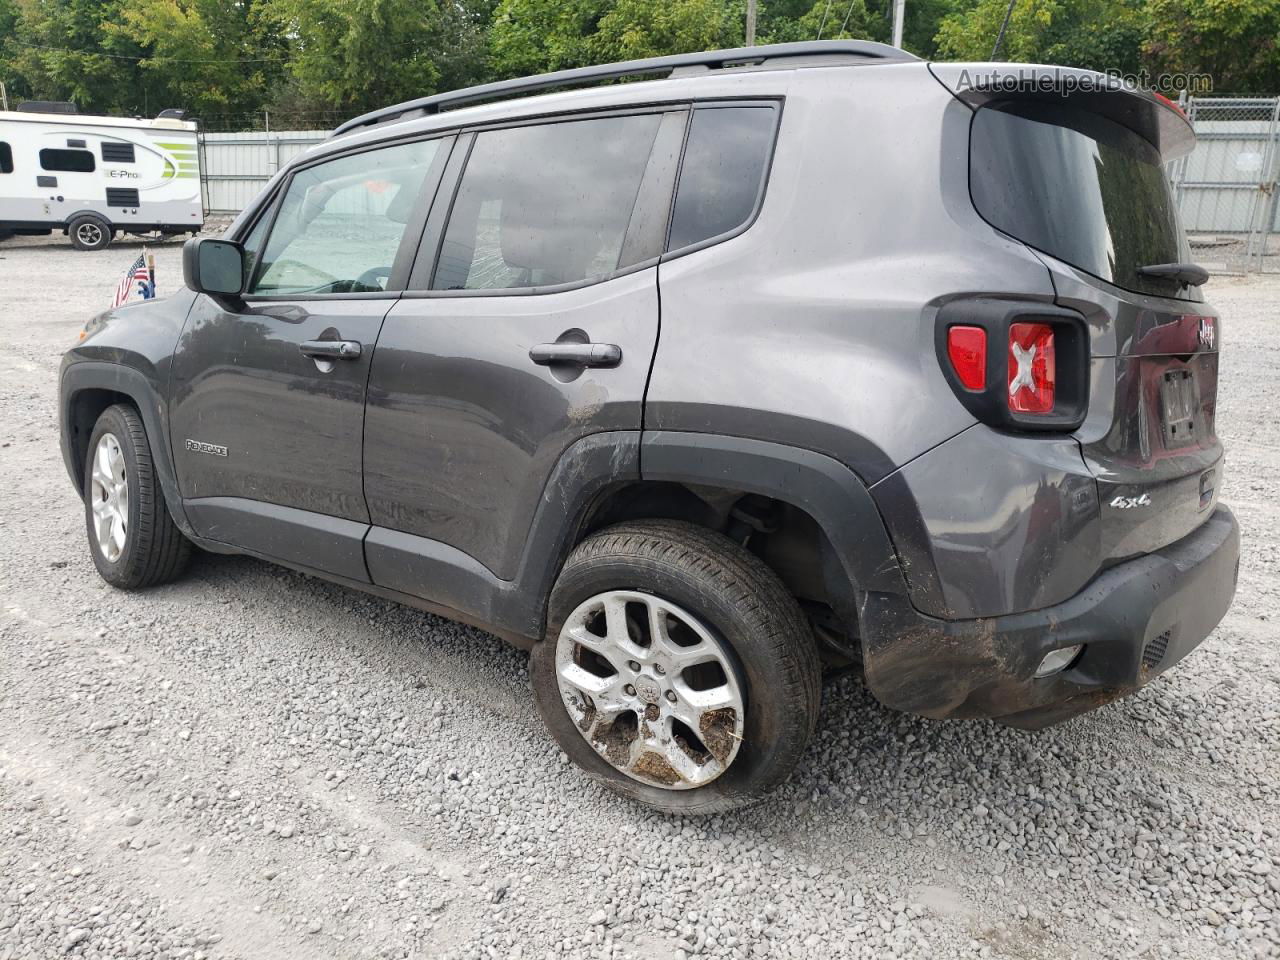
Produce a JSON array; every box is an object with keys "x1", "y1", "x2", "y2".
[{"x1": 990, "y1": 0, "x2": 1018, "y2": 60}]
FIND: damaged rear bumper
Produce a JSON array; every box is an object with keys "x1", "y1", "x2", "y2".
[{"x1": 858, "y1": 505, "x2": 1240, "y2": 729}]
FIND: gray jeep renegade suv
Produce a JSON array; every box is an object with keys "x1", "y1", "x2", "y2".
[{"x1": 60, "y1": 41, "x2": 1240, "y2": 813}]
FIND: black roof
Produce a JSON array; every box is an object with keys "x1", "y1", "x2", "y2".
[{"x1": 332, "y1": 40, "x2": 917, "y2": 138}]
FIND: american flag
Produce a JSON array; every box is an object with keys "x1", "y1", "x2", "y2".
[{"x1": 111, "y1": 253, "x2": 155, "y2": 308}]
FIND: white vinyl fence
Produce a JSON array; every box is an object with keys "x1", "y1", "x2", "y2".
[{"x1": 198, "y1": 130, "x2": 326, "y2": 214}]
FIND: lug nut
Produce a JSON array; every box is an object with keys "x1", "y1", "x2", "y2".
[
  {"x1": 624, "y1": 684, "x2": 636, "y2": 697},
  {"x1": 665, "y1": 690, "x2": 677, "y2": 703},
  {"x1": 653, "y1": 663, "x2": 665, "y2": 676},
  {"x1": 627, "y1": 661, "x2": 640, "y2": 672}
]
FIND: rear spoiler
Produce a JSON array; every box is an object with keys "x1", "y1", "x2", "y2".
[{"x1": 928, "y1": 63, "x2": 1196, "y2": 161}]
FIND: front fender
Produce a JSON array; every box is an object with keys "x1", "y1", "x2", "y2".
[{"x1": 60, "y1": 359, "x2": 193, "y2": 537}]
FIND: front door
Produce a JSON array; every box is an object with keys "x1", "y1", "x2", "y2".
[
  {"x1": 362, "y1": 110, "x2": 686, "y2": 597},
  {"x1": 169, "y1": 135, "x2": 450, "y2": 579}
]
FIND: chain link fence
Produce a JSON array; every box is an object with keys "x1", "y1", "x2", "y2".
[{"x1": 1172, "y1": 96, "x2": 1280, "y2": 274}]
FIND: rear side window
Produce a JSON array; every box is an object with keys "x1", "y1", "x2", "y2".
[
  {"x1": 970, "y1": 101, "x2": 1190, "y2": 299},
  {"x1": 250, "y1": 137, "x2": 441, "y2": 295},
  {"x1": 39, "y1": 148, "x2": 95, "y2": 173},
  {"x1": 0, "y1": 142, "x2": 12, "y2": 173},
  {"x1": 667, "y1": 105, "x2": 777, "y2": 252},
  {"x1": 433, "y1": 113, "x2": 664, "y2": 291}
]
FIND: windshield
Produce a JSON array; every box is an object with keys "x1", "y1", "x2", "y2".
[{"x1": 970, "y1": 100, "x2": 1192, "y2": 300}]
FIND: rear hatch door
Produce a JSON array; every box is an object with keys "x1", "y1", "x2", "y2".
[{"x1": 939, "y1": 64, "x2": 1223, "y2": 563}]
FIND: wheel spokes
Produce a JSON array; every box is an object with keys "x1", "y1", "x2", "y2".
[
  {"x1": 88, "y1": 433, "x2": 129, "y2": 562},
  {"x1": 555, "y1": 590, "x2": 746, "y2": 790}
]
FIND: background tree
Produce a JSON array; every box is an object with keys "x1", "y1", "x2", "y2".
[
  {"x1": 1, "y1": 0, "x2": 1278, "y2": 124},
  {"x1": 3, "y1": 0, "x2": 147, "y2": 112},
  {"x1": 1143, "y1": 0, "x2": 1280, "y2": 94},
  {"x1": 264, "y1": 0, "x2": 445, "y2": 113},
  {"x1": 109, "y1": 0, "x2": 285, "y2": 119}
]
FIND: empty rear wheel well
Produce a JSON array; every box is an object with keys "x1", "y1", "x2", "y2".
[
  {"x1": 67, "y1": 389, "x2": 134, "y2": 493},
  {"x1": 578, "y1": 481, "x2": 860, "y2": 654}
]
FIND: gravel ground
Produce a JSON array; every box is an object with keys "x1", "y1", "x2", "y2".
[{"x1": 0, "y1": 234, "x2": 1277, "y2": 960}]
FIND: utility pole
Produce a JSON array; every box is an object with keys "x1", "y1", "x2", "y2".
[
  {"x1": 892, "y1": 0, "x2": 905, "y2": 48},
  {"x1": 746, "y1": 0, "x2": 757, "y2": 46}
]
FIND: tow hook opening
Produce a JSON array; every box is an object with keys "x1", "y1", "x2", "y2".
[{"x1": 1034, "y1": 644, "x2": 1085, "y2": 679}]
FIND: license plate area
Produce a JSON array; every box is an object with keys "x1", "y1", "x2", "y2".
[{"x1": 1161, "y1": 369, "x2": 1198, "y2": 449}]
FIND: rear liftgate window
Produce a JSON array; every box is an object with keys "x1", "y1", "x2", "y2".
[{"x1": 970, "y1": 101, "x2": 1190, "y2": 299}]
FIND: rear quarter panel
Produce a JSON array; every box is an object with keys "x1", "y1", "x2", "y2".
[{"x1": 646, "y1": 63, "x2": 1056, "y2": 485}]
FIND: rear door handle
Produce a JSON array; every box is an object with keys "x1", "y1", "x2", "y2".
[
  {"x1": 529, "y1": 342, "x2": 621, "y2": 368},
  {"x1": 300, "y1": 339, "x2": 362, "y2": 360}
]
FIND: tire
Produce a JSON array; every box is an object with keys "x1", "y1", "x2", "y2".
[
  {"x1": 68, "y1": 214, "x2": 112, "y2": 251},
  {"x1": 83, "y1": 404, "x2": 191, "y2": 589},
  {"x1": 533, "y1": 519, "x2": 821, "y2": 814}
]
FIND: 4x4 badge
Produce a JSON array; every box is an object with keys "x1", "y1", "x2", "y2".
[
  {"x1": 185, "y1": 439, "x2": 228, "y2": 457},
  {"x1": 1110, "y1": 493, "x2": 1151, "y2": 510}
]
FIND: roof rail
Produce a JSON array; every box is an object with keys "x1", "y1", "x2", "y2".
[{"x1": 332, "y1": 40, "x2": 917, "y2": 137}]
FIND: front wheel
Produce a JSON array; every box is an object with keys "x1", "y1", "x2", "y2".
[
  {"x1": 84, "y1": 404, "x2": 191, "y2": 588},
  {"x1": 533, "y1": 520, "x2": 821, "y2": 814}
]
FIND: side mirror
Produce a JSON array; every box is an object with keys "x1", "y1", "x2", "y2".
[{"x1": 183, "y1": 237, "x2": 245, "y2": 297}]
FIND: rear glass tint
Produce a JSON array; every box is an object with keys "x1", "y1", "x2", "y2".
[
  {"x1": 667, "y1": 105, "x2": 777, "y2": 252},
  {"x1": 970, "y1": 101, "x2": 1190, "y2": 299}
]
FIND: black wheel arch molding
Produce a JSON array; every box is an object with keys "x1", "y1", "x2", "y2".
[{"x1": 60, "y1": 358, "x2": 195, "y2": 539}]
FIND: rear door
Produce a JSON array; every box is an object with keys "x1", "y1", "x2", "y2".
[
  {"x1": 169, "y1": 135, "x2": 450, "y2": 579},
  {"x1": 968, "y1": 94, "x2": 1222, "y2": 562},
  {"x1": 362, "y1": 108, "x2": 686, "y2": 592}
]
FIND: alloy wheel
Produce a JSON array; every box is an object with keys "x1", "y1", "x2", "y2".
[
  {"x1": 90, "y1": 433, "x2": 129, "y2": 562},
  {"x1": 555, "y1": 590, "x2": 745, "y2": 789}
]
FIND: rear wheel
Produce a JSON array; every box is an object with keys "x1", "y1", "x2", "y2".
[
  {"x1": 84, "y1": 404, "x2": 191, "y2": 588},
  {"x1": 533, "y1": 520, "x2": 821, "y2": 814},
  {"x1": 69, "y1": 214, "x2": 112, "y2": 251}
]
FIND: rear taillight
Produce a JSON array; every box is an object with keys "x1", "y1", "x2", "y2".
[
  {"x1": 1007, "y1": 322, "x2": 1055, "y2": 414},
  {"x1": 934, "y1": 298, "x2": 1087, "y2": 432},
  {"x1": 946, "y1": 325, "x2": 987, "y2": 390}
]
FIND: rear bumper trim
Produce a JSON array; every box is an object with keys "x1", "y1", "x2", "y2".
[{"x1": 858, "y1": 505, "x2": 1240, "y2": 728}]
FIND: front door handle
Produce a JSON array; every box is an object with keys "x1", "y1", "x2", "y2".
[
  {"x1": 529, "y1": 342, "x2": 621, "y2": 368},
  {"x1": 300, "y1": 339, "x2": 362, "y2": 360}
]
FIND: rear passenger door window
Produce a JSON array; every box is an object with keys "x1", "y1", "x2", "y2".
[
  {"x1": 432, "y1": 113, "x2": 668, "y2": 291},
  {"x1": 0, "y1": 142, "x2": 13, "y2": 174},
  {"x1": 667, "y1": 104, "x2": 778, "y2": 252}
]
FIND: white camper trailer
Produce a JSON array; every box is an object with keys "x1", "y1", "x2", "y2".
[{"x1": 0, "y1": 105, "x2": 203, "y2": 251}]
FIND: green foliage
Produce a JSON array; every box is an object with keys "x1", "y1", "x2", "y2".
[
  {"x1": 264, "y1": 0, "x2": 444, "y2": 112},
  {"x1": 0, "y1": 0, "x2": 1276, "y2": 124},
  {"x1": 4, "y1": 0, "x2": 147, "y2": 112},
  {"x1": 934, "y1": 0, "x2": 1148, "y2": 70},
  {"x1": 1143, "y1": 0, "x2": 1280, "y2": 94},
  {"x1": 110, "y1": 0, "x2": 284, "y2": 116},
  {"x1": 488, "y1": 0, "x2": 607, "y2": 77}
]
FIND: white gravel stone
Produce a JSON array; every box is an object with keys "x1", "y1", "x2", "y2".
[{"x1": 0, "y1": 238, "x2": 1275, "y2": 960}]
